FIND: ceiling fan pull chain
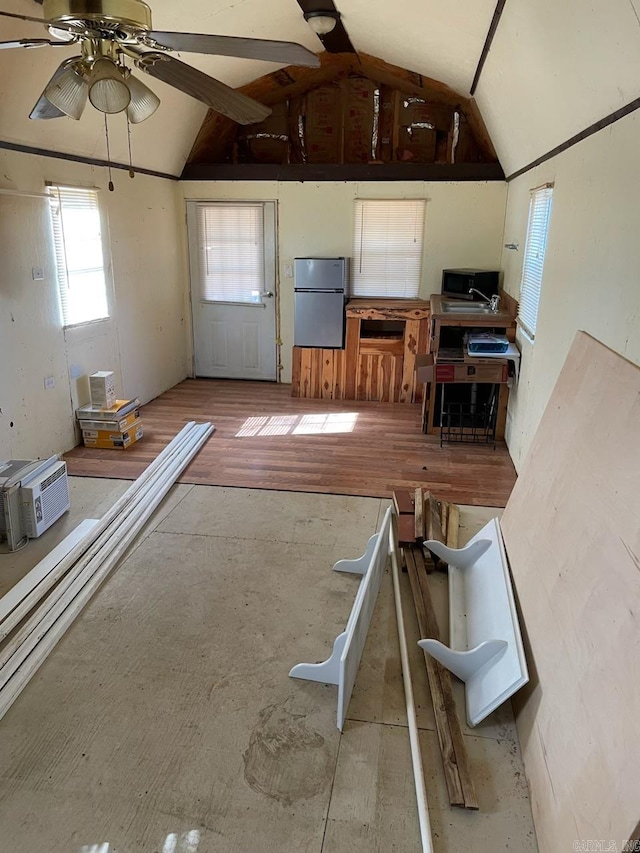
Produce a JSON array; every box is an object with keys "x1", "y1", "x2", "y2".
[
  {"x1": 126, "y1": 114, "x2": 135, "y2": 179},
  {"x1": 103, "y1": 113, "x2": 114, "y2": 192}
]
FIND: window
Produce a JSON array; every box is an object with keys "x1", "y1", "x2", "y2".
[
  {"x1": 518, "y1": 183, "x2": 553, "y2": 338},
  {"x1": 352, "y1": 199, "x2": 426, "y2": 298},
  {"x1": 195, "y1": 202, "x2": 266, "y2": 304},
  {"x1": 48, "y1": 184, "x2": 109, "y2": 327}
]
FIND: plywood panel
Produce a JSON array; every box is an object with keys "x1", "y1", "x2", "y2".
[{"x1": 501, "y1": 332, "x2": 640, "y2": 853}]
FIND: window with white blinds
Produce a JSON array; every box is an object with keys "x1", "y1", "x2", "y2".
[
  {"x1": 518, "y1": 184, "x2": 553, "y2": 338},
  {"x1": 352, "y1": 199, "x2": 426, "y2": 298},
  {"x1": 48, "y1": 184, "x2": 109, "y2": 327},
  {"x1": 196, "y1": 203, "x2": 265, "y2": 304}
]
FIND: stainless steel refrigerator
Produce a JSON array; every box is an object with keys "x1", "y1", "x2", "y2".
[{"x1": 294, "y1": 258, "x2": 347, "y2": 348}]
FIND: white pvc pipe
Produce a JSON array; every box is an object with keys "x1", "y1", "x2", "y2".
[
  {"x1": 0, "y1": 520, "x2": 99, "y2": 624},
  {"x1": 0, "y1": 424, "x2": 212, "y2": 692},
  {"x1": 0, "y1": 423, "x2": 214, "y2": 719},
  {"x1": 389, "y1": 527, "x2": 434, "y2": 853},
  {"x1": 0, "y1": 421, "x2": 199, "y2": 639}
]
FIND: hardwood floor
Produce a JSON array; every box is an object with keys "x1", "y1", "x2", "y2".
[{"x1": 64, "y1": 379, "x2": 517, "y2": 506}]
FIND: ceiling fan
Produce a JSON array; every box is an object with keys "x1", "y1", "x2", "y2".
[{"x1": 0, "y1": 0, "x2": 321, "y2": 125}]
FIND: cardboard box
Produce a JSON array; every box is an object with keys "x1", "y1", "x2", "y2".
[
  {"x1": 416, "y1": 354, "x2": 508, "y2": 384},
  {"x1": 81, "y1": 418, "x2": 143, "y2": 441},
  {"x1": 82, "y1": 421, "x2": 143, "y2": 450},
  {"x1": 78, "y1": 408, "x2": 141, "y2": 434},
  {"x1": 89, "y1": 371, "x2": 116, "y2": 408},
  {"x1": 76, "y1": 398, "x2": 141, "y2": 423}
]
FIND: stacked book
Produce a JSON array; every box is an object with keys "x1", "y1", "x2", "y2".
[{"x1": 76, "y1": 398, "x2": 143, "y2": 450}]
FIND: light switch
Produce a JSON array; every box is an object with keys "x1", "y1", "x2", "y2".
[
  {"x1": 44, "y1": 376, "x2": 55, "y2": 390},
  {"x1": 285, "y1": 263, "x2": 293, "y2": 279}
]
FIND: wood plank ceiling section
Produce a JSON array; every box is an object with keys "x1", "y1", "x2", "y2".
[{"x1": 183, "y1": 52, "x2": 502, "y2": 179}]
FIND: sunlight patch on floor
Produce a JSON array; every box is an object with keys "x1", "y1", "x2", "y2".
[{"x1": 236, "y1": 412, "x2": 359, "y2": 437}]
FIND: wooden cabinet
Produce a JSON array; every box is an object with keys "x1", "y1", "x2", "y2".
[{"x1": 291, "y1": 299, "x2": 431, "y2": 403}]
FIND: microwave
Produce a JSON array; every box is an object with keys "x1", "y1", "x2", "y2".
[{"x1": 441, "y1": 269, "x2": 500, "y2": 301}]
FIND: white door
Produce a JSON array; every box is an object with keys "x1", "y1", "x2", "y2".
[{"x1": 187, "y1": 201, "x2": 277, "y2": 380}]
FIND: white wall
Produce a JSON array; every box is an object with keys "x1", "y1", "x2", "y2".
[
  {"x1": 0, "y1": 149, "x2": 189, "y2": 460},
  {"x1": 501, "y1": 110, "x2": 640, "y2": 469},
  {"x1": 180, "y1": 180, "x2": 508, "y2": 382}
]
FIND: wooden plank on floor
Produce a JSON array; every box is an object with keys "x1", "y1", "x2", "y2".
[
  {"x1": 393, "y1": 489, "x2": 414, "y2": 516},
  {"x1": 405, "y1": 546, "x2": 478, "y2": 810},
  {"x1": 446, "y1": 503, "x2": 460, "y2": 550},
  {"x1": 414, "y1": 487, "x2": 424, "y2": 541}
]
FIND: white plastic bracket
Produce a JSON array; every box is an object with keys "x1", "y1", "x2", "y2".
[
  {"x1": 289, "y1": 507, "x2": 392, "y2": 730},
  {"x1": 418, "y1": 517, "x2": 528, "y2": 726}
]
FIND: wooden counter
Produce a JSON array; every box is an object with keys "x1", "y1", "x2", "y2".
[{"x1": 292, "y1": 298, "x2": 431, "y2": 403}]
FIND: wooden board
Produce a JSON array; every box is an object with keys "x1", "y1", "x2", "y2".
[
  {"x1": 501, "y1": 332, "x2": 640, "y2": 853},
  {"x1": 392, "y1": 489, "x2": 415, "y2": 516},
  {"x1": 404, "y1": 546, "x2": 477, "y2": 809}
]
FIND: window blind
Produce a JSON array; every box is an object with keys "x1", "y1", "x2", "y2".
[
  {"x1": 196, "y1": 203, "x2": 265, "y2": 304},
  {"x1": 352, "y1": 199, "x2": 426, "y2": 298},
  {"x1": 48, "y1": 184, "x2": 108, "y2": 327},
  {"x1": 518, "y1": 185, "x2": 553, "y2": 338}
]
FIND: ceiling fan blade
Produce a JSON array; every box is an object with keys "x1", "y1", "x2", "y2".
[
  {"x1": 147, "y1": 31, "x2": 320, "y2": 68},
  {"x1": 29, "y1": 61, "x2": 71, "y2": 120},
  {"x1": 0, "y1": 10, "x2": 50, "y2": 24},
  {"x1": 0, "y1": 38, "x2": 69, "y2": 49},
  {"x1": 134, "y1": 52, "x2": 271, "y2": 124}
]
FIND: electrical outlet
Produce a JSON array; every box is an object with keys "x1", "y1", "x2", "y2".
[
  {"x1": 44, "y1": 376, "x2": 55, "y2": 390},
  {"x1": 284, "y1": 263, "x2": 293, "y2": 279},
  {"x1": 32, "y1": 267, "x2": 44, "y2": 281}
]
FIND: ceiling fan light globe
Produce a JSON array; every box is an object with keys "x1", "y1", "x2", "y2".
[
  {"x1": 304, "y1": 11, "x2": 338, "y2": 36},
  {"x1": 47, "y1": 26, "x2": 76, "y2": 43},
  {"x1": 126, "y1": 74, "x2": 160, "y2": 123},
  {"x1": 44, "y1": 63, "x2": 87, "y2": 120},
  {"x1": 89, "y1": 58, "x2": 131, "y2": 114}
]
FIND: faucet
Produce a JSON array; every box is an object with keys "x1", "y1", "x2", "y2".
[{"x1": 469, "y1": 288, "x2": 500, "y2": 312}]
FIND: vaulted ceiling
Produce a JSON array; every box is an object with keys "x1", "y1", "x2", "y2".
[{"x1": 1, "y1": 0, "x2": 639, "y2": 178}]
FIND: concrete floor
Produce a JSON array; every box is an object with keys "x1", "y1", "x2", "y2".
[{"x1": 0, "y1": 480, "x2": 538, "y2": 853}]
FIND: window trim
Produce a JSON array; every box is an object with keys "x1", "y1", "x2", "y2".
[
  {"x1": 351, "y1": 198, "x2": 427, "y2": 299},
  {"x1": 517, "y1": 182, "x2": 554, "y2": 340},
  {"x1": 47, "y1": 182, "x2": 113, "y2": 330}
]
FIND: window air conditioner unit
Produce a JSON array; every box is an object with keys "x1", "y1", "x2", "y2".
[
  {"x1": 0, "y1": 457, "x2": 70, "y2": 550},
  {"x1": 20, "y1": 460, "x2": 70, "y2": 539}
]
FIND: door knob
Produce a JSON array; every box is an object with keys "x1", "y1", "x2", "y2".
[{"x1": 261, "y1": 291, "x2": 274, "y2": 298}]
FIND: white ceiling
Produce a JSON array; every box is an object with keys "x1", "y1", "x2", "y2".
[{"x1": 1, "y1": 0, "x2": 639, "y2": 177}]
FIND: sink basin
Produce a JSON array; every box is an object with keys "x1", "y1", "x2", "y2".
[{"x1": 441, "y1": 301, "x2": 495, "y2": 314}]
